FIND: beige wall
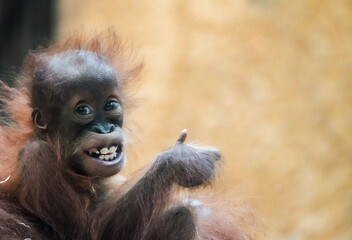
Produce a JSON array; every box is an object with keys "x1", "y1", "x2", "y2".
[{"x1": 58, "y1": 1, "x2": 352, "y2": 239}]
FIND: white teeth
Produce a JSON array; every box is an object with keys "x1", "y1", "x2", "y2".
[
  {"x1": 100, "y1": 148, "x2": 109, "y2": 154},
  {"x1": 109, "y1": 146, "x2": 117, "y2": 153},
  {"x1": 87, "y1": 145, "x2": 120, "y2": 161}
]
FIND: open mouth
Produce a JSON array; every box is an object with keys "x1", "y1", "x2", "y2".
[{"x1": 84, "y1": 144, "x2": 123, "y2": 162}]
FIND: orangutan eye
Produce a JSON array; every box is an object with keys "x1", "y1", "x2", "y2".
[
  {"x1": 75, "y1": 105, "x2": 92, "y2": 115},
  {"x1": 104, "y1": 100, "x2": 120, "y2": 111}
]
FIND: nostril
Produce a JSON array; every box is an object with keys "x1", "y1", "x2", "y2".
[
  {"x1": 92, "y1": 124, "x2": 116, "y2": 134},
  {"x1": 108, "y1": 124, "x2": 115, "y2": 133},
  {"x1": 93, "y1": 124, "x2": 116, "y2": 134},
  {"x1": 93, "y1": 126, "x2": 104, "y2": 134}
]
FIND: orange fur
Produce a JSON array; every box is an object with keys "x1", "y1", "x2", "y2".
[
  {"x1": 0, "y1": 84, "x2": 32, "y2": 191},
  {"x1": 0, "y1": 31, "x2": 142, "y2": 191},
  {"x1": 0, "y1": 31, "x2": 262, "y2": 239}
]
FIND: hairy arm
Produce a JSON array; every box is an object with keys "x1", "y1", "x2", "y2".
[
  {"x1": 16, "y1": 139, "x2": 89, "y2": 239},
  {"x1": 95, "y1": 130, "x2": 221, "y2": 239}
]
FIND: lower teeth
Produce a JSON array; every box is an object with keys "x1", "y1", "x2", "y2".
[
  {"x1": 87, "y1": 152, "x2": 119, "y2": 161},
  {"x1": 98, "y1": 152, "x2": 118, "y2": 161},
  {"x1": 86, "y1": 145, "x2": 122, "y2": 161}
]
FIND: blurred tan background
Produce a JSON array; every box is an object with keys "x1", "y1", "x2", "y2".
[{"x1": 57, "y1": 1, "x2": 351, "y2": 239}]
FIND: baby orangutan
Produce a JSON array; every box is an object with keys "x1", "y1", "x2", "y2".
[{"x1": 0, "y1": 32, "x2": 258, "y2": 240}]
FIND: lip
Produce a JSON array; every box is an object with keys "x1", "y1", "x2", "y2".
[
  {"x1": 79, "y1": 147, "x2": 125, "y2": 177},
  {"x1": 77, "y1": 129, "x2": 125, "y2": 177},
  {"x1": 83, "y1": 143, "x2": 123, "y2": 162},
  {"x1": 83, "y1": 144, "x2": 124, "y2": 166}
]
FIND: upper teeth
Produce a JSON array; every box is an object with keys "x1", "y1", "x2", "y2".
[
  {"x1": 109, "y1": 146, "x2": 117, "y2": 153},
  {"x1": 100, "y1": 148, "x2": 109, "y2": 154},
  {"x1": 99, "y1": 146, "x2": 117, "y2": 155},
  {"x1": 87, "y1": 145, "x2": 120, "y2": 161}
]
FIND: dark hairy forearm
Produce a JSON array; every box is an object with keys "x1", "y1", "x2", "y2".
[
  {"x1": 96, "y1": 157, "x2": 177, "y2": 239},
  {"x1": 97, "y1": 130, "x2": 220, "y2": 239}
]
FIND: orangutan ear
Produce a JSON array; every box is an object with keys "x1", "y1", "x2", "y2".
[{"x1": 32, "y1": 108, "x2": 47, "y2": 130}]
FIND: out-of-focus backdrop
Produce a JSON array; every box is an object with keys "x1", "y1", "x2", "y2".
[{"x1": 1, "y1": 0, "x2": 351, "y2": 239}]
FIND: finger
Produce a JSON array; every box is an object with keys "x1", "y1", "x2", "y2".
[{"x1": 176, "y1": 129, "x2": 188, "y2": 145}]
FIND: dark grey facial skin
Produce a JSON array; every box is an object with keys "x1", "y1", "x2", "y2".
[{"x1": 32, "y1": 50, "x2": 126, "y2": 177}]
